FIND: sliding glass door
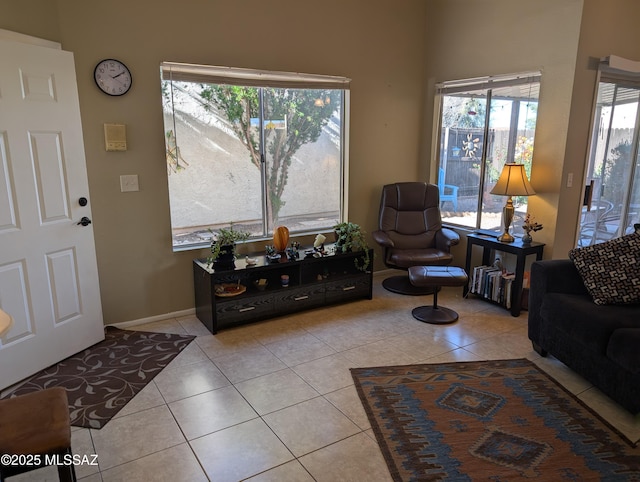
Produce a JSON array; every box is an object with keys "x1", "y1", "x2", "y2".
[{"x1": 578, "y1": 81, "x2": 640, "y2": 246}]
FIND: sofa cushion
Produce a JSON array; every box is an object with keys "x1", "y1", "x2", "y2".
[
  {"x1": 607, "y1": 328, "x2": 640, "y2": 374},
  {"x1": 568, "y1": 231, "x2": 640, "y2": 305},
  {"x1": 540, "y1": 293, "x2": 640, "y2": 354}
]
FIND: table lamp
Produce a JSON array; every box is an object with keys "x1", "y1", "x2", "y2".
[{"x1": 490, "y1": 163, "x2": 536, "y2": 242}]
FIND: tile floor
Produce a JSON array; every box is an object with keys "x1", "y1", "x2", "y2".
[{"x1": 9, "y1": 274, "x2": 640, "y2": 481}]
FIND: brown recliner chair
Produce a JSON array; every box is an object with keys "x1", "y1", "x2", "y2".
[{"x1": 372, "y1": 182, "x2": 460, "y2": 295}]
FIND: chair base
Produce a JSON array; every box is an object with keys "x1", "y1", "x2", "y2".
[
  {"x1": 382, "y1": 275, "x2": 436, "y2": 296},
  {"x1": 411, "y1": 305, "x2": 459, "y2": 324}
]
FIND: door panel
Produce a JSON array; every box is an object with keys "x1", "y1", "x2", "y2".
[
  {"x1": 30, "y1": 131, "x2": 70, "y2": 223},
  {"x1": 0, "y1": 132, "x2": 18, "y2": 230},
  {"x1": 0, "y1": 260, "x2": 32, "y2": 344},
  {"x1": 19, "y1": 68, "x2": 58, "y2": 103},
  {"x1": 47, "y1": 248, "x2": 82, "y2": 323},
  {"x1": 0, "y1": 34, "x2": 104, "y2": 389}
]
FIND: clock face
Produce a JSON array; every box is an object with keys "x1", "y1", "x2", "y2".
[{"x1": 94, "y1": 59, "x2": 132, "y2": 96}]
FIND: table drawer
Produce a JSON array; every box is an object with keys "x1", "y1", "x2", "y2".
[
  {"x1": 274, "y1": 285, "x2": 325, "y2": 313},
  {"x1": 325, "y1": 276, "x2": 370, "y2": 303},
  {"x1": 216, "y1": 294, "x2": 274, "y2": 325}
]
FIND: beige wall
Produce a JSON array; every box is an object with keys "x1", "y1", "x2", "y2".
[
  {"x1": 4, "y1": 0, "x2": 640, "y2": 324},
  {"x1": 2, "y1": 0, "x2": 428, "y2": 323},
  {"x1": 557, "y1": 0, "x2": 640, "y2": 257},
  {"x1": 0, "y1": 0, "x2": 59, "y2": 41},
  {"x1": 422, "y1": 0, "x2": 584, "y2": 261}
]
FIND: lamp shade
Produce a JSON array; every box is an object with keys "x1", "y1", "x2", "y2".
[{"x1": 490, "y1": 163, "x2": 536, "y2": 196}]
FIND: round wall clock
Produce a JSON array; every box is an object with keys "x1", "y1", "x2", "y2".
[{"x1": 93, "y1": 59, "x2": 132, "y2": 96}]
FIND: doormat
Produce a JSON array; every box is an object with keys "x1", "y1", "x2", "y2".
[
  {"x1": 3, "y1": 326, "x2": 195, "y2": 429},
  {"x1": 351, "y1": 358, "x2": 639, "y2": 481}
]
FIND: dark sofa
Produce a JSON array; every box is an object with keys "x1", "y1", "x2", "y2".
[{"x1": 528, "y1": 259, "x2": 640, "y2": 414}]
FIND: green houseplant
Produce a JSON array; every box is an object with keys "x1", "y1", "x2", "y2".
[
  {"x1": 207, "y1": 224, "x2": 250, "y2": 269},
  {"x1": 333, "y1": 222, "x2": 371, "y2": 271}
]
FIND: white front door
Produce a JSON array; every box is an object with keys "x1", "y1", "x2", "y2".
[{"x1": 0, "y1": 31, "x2": 104, "y2": 389}]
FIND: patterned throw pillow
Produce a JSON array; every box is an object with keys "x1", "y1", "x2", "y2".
[{"x1": 568, "y1": 232, "x2": 640, "y2": 305}]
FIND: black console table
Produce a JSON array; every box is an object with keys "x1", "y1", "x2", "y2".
[
  {"x1": 463, "y1": 233, "x2": 544, "y2": 317},
  {"x1": 193, "y1": 246, "x2": 373, "y2": 333}
]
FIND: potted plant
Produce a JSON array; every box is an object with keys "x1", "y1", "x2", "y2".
[
  {"x1": 333, "y1": 222, "x2": 371, "y2": 271},
  {"x1": 207, "y1": 224, "x2": 250, "y2": 269}
]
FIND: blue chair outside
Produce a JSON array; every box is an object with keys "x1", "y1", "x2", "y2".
[{"x1": 438, "y1": 168, "x2": 459, "y2": 211}]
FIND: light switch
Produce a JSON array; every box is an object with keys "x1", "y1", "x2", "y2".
[{"x1": 120, "y1": 174, "x2": 139, "y2": 192}]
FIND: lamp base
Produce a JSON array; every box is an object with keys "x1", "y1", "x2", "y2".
[
  {"x1": 497, "y1": 196, "x2": 515, "y2": 243},
  {"x1": 497, "y1": 231, "x2": 515, "y2": 243}
]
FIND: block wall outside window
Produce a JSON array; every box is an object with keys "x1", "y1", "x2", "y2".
[{"x1": 161, "y1": 62, "x2": 350, "y2": 250}]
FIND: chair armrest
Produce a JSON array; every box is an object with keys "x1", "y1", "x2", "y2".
[
  {"x1": 371, "y1": 230, "x2": 394, "y2": 248},
  {"x1": 435, "y1": 228, "x2": 460, "y2": 251},
  {"x1": 445, "y1": 184, "x2": 459, "y2": 195}
]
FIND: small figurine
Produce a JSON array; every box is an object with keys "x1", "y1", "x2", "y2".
[
  {"x1": 265, "y1": 244, "x2": 280, "y2": 262},
  {"x1": 286, "y1": 242, "x2": 300, "y2": 261},
  {"x1": 313, "y1": 234, "x2": 326, "y2": 254},
  {"x1": 245, "y1": 256, "x2": 257, "y2": 266}
]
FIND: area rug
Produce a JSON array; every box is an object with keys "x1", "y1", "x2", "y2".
[
  {"x1": 3, "y1": 327, "x2": 195, "y2": 429},
  {"x1": 351, "y1": 358, "x2": 639, "y2": 481}
]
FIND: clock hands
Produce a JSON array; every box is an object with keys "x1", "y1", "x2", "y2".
[
  {"x1": 95, "y1": 59, "x2": 132, "y2": 95},
  {"x1": 109, "y1": 71, "x2": 130, "y2": 90}
]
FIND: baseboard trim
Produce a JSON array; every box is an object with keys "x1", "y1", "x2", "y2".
[
  {"x1": 107, "y1": 308, "x2": 196, "y2": 329},
  {"x1": 374, "y1": 268, "x2": 397, "y2": 279},
  {"x1": 109, "y1": 270, "x2": 391, "y2": 329}
]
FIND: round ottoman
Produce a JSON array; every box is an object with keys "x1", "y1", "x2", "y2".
[{"x1": 408, "y1": 266, "x2": 468, "y2": 324}]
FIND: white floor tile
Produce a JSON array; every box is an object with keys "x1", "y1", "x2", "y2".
[
  {"x1": 299, "y1": 432, "x2": 393, "y2": 482},
  {"x1": 190, "y1": 418, "x2": 293, "y2": 482},
  {"x1": 169, "y1": 385, "x2": 258, "y2": 440},
  {"x1": 100, "y1": 443, "x2": 207, "y2": 482},
  {"x1": 263, "y1": 396, "x2": 360, "y2": 457},
  {"x1": 90, "y1": 405, "x2": 185, "y2": 470},
  {"x1": 212, "y1": 345, "x2": 288, "y2": 383},
  {"x1": 53, "y1": 277, "x2": 637, "y2": 480},
  {"x1": 235, "y1": 368, "x2": 319, "y2": 415},
  {"x1": 153, "y1": 359, "x2": 230, "y2": 403}
]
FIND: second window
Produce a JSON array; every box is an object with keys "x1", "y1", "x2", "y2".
[{"x1": 435, "y1": 72, "x2": 541, "y2": 234}]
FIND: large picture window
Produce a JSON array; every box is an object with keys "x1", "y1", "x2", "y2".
[
  {"x1": 434, "y1": 72, "x2": 540, "y2": 234},
  {"x1": 161, "y1": 62, "x2": 350, "y2": 249}
]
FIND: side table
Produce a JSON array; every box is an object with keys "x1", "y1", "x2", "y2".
[{"x1": 463, "y1": 233, "x2": 545, "y2": 316}]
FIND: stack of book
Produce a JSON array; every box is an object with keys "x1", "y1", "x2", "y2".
[{"x1": 469, "y1": 265, "x2": 515, "y2": 308}]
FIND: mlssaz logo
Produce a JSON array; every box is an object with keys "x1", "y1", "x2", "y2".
[{"x1": 45, "y1": 454, "x2": 99, "y2": 466}]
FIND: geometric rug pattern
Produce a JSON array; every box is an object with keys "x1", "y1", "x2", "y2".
[
  {"x1": 2, "y1": 327, "x2": 195, "y2": 429},
  {"x1": 351, "y1": 359, "x2": 639, "y2": 481}
]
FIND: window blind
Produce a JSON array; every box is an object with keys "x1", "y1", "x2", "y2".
[
  {"x1": 161, "y1": 61, "x2": 351, "y2": 90},
  {"x1": 599, "y1": 55, "x2": 640, "y2": 86},
  {"x1": 436, "y1": 71, "x2": 541, "y2": 96}
]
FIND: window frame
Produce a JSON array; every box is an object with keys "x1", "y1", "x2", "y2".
[
  {"x1": 161, "y1": 62, "x2": 351, "y2": 251},
  {"x1": 433, "y1": 72, "x2": 541, "y2": 232},
  {"x1": 577, "y1": 56, "x2": 640, "y2": 246}
]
